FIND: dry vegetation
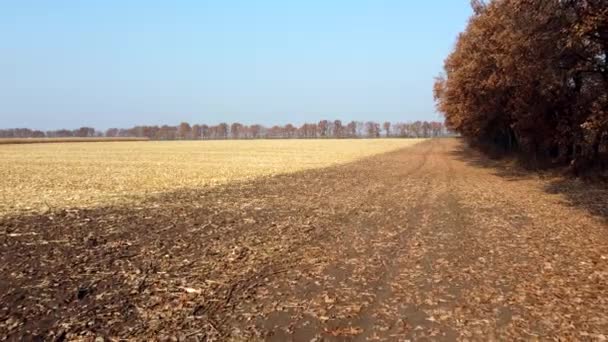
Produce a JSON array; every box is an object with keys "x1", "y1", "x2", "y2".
[
  {"x1": 0, "y1": 137, "x2": 148, "y2": 145},
  {"x1": 0, "y1": 138, "x2": 424, "y2": 215},
  {"x1": 434, "y1": 0, "x2": 607, "y2": 171},
  {"x1": 2, "y1": 139, "x2": 607, "y2": 340}
]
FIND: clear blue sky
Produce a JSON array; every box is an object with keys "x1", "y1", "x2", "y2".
[{"x1": 0, "y1": 1, "x2": 472, "y2": 130}]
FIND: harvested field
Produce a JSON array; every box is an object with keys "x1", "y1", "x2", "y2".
[
  {"x1": 0, "y1": 139, "x2": 424, "y2": 215},
  {"x1": 0, "y1": 137, "x2": 149, "y2": 145},
  {"x1": 1, "y1": 138, "x2": 607, "y2": 340}
]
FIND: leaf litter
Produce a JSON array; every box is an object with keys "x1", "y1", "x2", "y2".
[{"x1": 1, "y1": 139, "x2": 607, "y2": 340}]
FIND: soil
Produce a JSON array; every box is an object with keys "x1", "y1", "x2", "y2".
[{"x1": 1, "y1": 138, "x2": 607, "y2": 341}]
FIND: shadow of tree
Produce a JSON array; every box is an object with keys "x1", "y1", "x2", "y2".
[{"x1": 448, "y1": 138, "x2": 608, "y2": 222}]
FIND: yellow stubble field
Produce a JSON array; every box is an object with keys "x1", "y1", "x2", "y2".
[{"x1": 0, "y1": 139, "x2": 424, "y2": 215}]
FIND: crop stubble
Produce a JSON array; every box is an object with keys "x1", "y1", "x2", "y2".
[
  {"x1": 1, "y1": 139, "x2": 607, "y2": 340},
  {"x1": 0, "y1": 139, "x2": 424, "y2": 215}
]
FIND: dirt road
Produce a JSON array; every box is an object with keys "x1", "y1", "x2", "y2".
[{"x1": 2, "y1": 139, "x2": 607, "y2": 340}]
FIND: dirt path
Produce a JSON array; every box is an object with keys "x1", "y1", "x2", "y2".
[{"x1": 1, "y1": 139, "x2": 607, "y2": 340}]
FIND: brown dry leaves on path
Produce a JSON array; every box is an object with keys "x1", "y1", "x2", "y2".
[{"x1": 1, "y1": 139, "x2": 608, "y2": 341}]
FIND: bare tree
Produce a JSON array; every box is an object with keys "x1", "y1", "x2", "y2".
[
  {"x1": 318, "y1": 120, "x2": 330, "y2": 137},
  {"x1": 178, "y1": 122, "x2": 192, "y2": 140},
  {"x1": 333, "y1": 120, "x2": 343, "y2": 138},
  {"x1": 231, "y1": 122, "x2": 244, "y2": 139},
  {"x1": 365, "y1": 121, "x2": 380, "y2": 138},
  {"x1": 383, "y1": 122, "x2": 391, "y2": 137}
]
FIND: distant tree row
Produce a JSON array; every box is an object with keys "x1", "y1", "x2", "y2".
[
  {"x1": 434, "y1": 0, "x2": 607, "y2": 171},
  {"x1": 0, "y1": 127, "x2": 100, "y2": 139},
  {"x1": 1, "y1": 120, "x2": 447, "y2": 140}
]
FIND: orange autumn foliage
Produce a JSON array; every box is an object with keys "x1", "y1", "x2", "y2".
[{"x1": 435, "y1": 0, "x2": 607, "y2": 171}]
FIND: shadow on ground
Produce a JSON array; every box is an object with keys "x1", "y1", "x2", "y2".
[
  {"x1": 0, "y1": 142, "x2": 418, "y2": 340},
  {"x1": 448, "y1": 138, "x2": 608, "y2": 222}
]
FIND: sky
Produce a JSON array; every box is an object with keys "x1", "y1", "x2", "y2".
[{"x1": 0, "y1": 1, "x2": 472, "y2": 130}]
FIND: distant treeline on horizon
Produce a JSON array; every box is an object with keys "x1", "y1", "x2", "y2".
[{"x1": 0, "y1": 120, "x2": 448, "y2": 140}]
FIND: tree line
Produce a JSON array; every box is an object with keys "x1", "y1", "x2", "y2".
[
  {"x1": 0, "y1": 120, "x2": 447, "y2": 140},
  {"x1": 0, "y1": 127, "x2": 98, "y2": 138},
  {"x1": 434, "y1": 0, "x2": 607, "y2": 171}
]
